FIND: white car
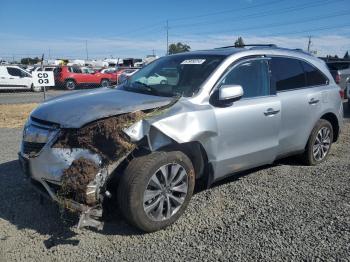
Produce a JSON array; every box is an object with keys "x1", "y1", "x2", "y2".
[
  {"x1": 81, "y1": 67, "x2": 96, "y2": 74},
  {"x1": 100, "y1": 68, "x2": 117, "y2": 74},
  {"x1": 0, "y1": 65, "x2": 40, "y2": 92},
  {"x1": 136, "y1": 73, "x2": 167, "y2": 85},
  {"x1": 118, "y1": 69, "x2": 139, "y2": 83}
]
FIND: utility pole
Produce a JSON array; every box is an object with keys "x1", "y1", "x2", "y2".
[
  {"x1": 166, "y1": 20, "x2": 169, "y2": 55},
  {"x1": 307, "y1": 35, "x2": 312, "y2": 53},
  {"x1": 152, "y1": 49, "x2": 155, "y2": 56},
  {"x1": 85, "y1": 40, "x2": 89, "y2": 61},
  {"x1": 49, "y1": 48, "x2": 51, "y2": 60}
]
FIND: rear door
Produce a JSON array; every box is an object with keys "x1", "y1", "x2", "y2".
[
  {"x1": 270, "y1": 57, "x2": 328, "y2": 157},
  {"x1": 0, "y1": 67, "x2": 10, "y2": 87},
  {"x1": 212, "y1": 58, "x2": 281, "y2": 177}
]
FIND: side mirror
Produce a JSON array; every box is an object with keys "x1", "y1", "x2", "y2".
[{"x1": 219, "y1": 84, "x2": 244, "y2": 101}]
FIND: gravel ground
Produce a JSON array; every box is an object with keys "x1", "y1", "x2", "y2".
[{"x1": 0, "y1": 106, "x2": 349, "y2": 261}]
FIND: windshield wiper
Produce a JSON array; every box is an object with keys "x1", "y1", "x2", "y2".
[{"x1": 132, "y1": 81, "x2": 160, "y2": 95}]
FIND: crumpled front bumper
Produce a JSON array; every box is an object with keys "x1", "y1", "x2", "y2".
[{"x1": 18, "y1": 141, "x2": 105, "y2": 229}]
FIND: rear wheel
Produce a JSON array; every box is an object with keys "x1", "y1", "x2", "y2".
[
  {"x1": 31, "y1": 84, "x2": 42, "y2": 92},
  {"x1": 301, "y1": 119, "x2": 333, "y2": 165},
  {"x1": 100, "y1": 79, "x2": 110, "y2": 87},
  {"x1": 117, "y1": 151, "x2": 195, "y2": 232},
  {"x1": 65, "y1": 79, "x2": 76, "y2": 90}
]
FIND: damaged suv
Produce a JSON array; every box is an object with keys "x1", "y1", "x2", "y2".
[{"x1": 19, "y1": 46, "x2": 343, "y2": 232}]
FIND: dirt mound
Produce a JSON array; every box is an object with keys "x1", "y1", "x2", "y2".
[
  {"x1": 54, "y1": 111, "x2": 146, "y2": 163},
  {"x1": 59, "y1": 157, "x2": 99, "y2": 204}
]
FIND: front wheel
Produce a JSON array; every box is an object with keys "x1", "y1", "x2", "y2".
[
  {"x1": 301, "y1": 119, "x2": 333, "y2": 165},
  {"x1": 65, "y1": 79, "x2": 76, "y2": 90},
  {"x1": 100, "y1": 79, "x2": 110, "y2": 87},
  {"x1": 117, "y1": 151, "x2": 195, "y2": 232}
]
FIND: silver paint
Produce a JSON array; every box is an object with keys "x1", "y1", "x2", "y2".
[{"x1": 20, "y1": 47, "x2": 344, "y2": 205}]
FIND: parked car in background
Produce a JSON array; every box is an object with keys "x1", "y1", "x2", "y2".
[
  {"x1": 326, "y1": 61, "x2": 350, "y2": 99},
  {"x1": 0, "y1": 65, "x2": 40, "y2": 92},
  {"x1": 136, "y1": 72, "x2": 168, "y2": 85},
  {"x1": 118, "y1": 68, "x2": 139, "y2": 83},
  {"x1": 54, "y1": 66, "x2": 116, "y2": 90},
  {"x1": 19, "y1": 46, "x2": 343, "y2": 232}
]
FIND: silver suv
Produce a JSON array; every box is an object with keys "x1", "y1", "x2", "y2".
[{"x1": 19, "y1": 46, "x2": 343, "y2": 232}]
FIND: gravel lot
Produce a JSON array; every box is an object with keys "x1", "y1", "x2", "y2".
[{"x1": 0, "y1": 103, "x2": 349, "y2": 261}]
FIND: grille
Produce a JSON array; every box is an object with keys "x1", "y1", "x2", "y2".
[{"x1": 22, "y1": 141, "x2": 46, "y2": 155}]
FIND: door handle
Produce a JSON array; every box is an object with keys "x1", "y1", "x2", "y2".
[
  {"x1": 308, "y1": 98, "x2": 320, "y2": 105},
  {"x1": 264, "y1": 108, "x2": 280, "y2": 116},
  {"x1": 9, "y1": 78, "x2": 14, "y2": 79}
]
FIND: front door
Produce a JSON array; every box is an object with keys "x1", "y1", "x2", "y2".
[{"x1": 211, "y1": 58, "x2": 281, "y2": 178}]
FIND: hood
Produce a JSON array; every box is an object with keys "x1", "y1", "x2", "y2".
[{"x1": 31, "y1": 88, "x2": 173, "y2": 128}]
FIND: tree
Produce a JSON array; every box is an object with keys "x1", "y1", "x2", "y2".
[
  {"x1": 234, "y1": 37, "x2": 245, "y2": 48},
  {"x1": 20, "y1": 57, "x2": 41, "y2": 65},
  {"x1": 168, "y1": 42, "x2": 191, "y2": 54},
  {"x1": 344, "y1": 51, "x2": 349, "y2": 59}
]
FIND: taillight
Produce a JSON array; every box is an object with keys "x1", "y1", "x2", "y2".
[
  {"x1": 339, "y1": 89, "x2": 344, "y2": 99},
  {"x1": 335, "y1": 73, "x2": 341, "y2": 84}
]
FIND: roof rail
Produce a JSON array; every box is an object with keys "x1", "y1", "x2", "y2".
[{"x1": 215, "y1": 44, "x2": 277, "y2": 49}]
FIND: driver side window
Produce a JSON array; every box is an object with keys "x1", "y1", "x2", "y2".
[{"x1": 221, "y1": 59, "x2": 270, "y2": 98}]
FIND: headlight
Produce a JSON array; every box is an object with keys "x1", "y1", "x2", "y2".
[{"x1": 23, "y1": 118, "x2": 58, "y2": 144}]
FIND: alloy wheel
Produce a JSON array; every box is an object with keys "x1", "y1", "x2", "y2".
[
  {"x1": 313, "y1": 127, "x2": 331, "y2": 161},
  {"x1": 143, "y1": 163, "x2": 188, "y2": 221}
]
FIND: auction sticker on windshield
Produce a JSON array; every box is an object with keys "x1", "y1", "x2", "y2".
[
  {"x1": 181, "y1": 59, "x2": 206, "y2": 65},
  {"x1": 32, "y1": 71, "x2": 55, "y2": 87}
]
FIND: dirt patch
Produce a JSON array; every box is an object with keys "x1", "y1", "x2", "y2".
[
  {"x1": 54, "y1": 111, "x2": 147, "y2": 163},
  {"x1": 59, "y1": 158, "x2": 99, "y2": 205},
  {"x1": 0, "y1": 103, "x2": 38, "y2": 128}
]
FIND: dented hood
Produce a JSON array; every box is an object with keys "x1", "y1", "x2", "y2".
[{"x1": 31, "y1": 88, "x2": 173, "y2": 128}]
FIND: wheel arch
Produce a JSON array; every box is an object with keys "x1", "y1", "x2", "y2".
[
  {"x1": 64, "y1": 78, "x2": 77, "y2": 84},
  {"x1": 320, "y1": 112, "x2": 340, "y2": 142}
]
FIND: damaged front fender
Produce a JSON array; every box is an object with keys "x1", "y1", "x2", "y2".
[{"x1": 124, "y1": 98, "x2": 219, "y2": 161}]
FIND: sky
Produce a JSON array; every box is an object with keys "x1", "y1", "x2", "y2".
[{"x1": 0, "y1": 0, "x2": 350, "y2": 61}]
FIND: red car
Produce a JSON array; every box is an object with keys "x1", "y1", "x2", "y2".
[{"x1": 54, "y1": 66, "x2": 117, "y2": 90}]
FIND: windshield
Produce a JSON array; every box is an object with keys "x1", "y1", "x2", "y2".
[{"x1": 120, "y1": 54, "x2": 225, "y2": 97}]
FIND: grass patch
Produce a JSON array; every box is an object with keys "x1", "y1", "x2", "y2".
[{"x1": 0, "y1": 103, "x2": 38, "y2": 128}]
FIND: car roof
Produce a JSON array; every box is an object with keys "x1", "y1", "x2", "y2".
[
  {"x1": 170, "y1": 46, "x2": 325, "y2": 68},
  {"x1": 171, "y1": 46, "x2": 315, "y2": 60}
]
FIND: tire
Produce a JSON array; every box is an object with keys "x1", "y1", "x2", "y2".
[
  {"x1": 65, "y1": 79, "x2": 76, "y2": 90},
  {"x1": 117, "y1": 151, "x2": 195, "y2": 232},
  {"x1": 160, "y1": 80, "x2": 167, "y2": 85},
  {"x1": 31, "y1": 84, "x2": 42, "y2": 92},
  {"x1": 100, "y1": 79, "x2": 110, "y2": 87},
  {"x1": 301, "y1": 119, "x2": 333, "y2": 166}
]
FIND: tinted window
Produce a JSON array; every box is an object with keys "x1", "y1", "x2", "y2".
[
  {"x1": 70, "y1": 67, "x2": 82, "y2": 73},
  {"x1": 7, "y1": 67, "x2": 22, "y2": 77},
  {"x1": 301, "y1": 61, "x2": 328, "y2": 86},
  {"x1": 270, "y1": 57, "x2": 306, "y2": 91},
  {"x1": 221, "y1": 59, "x2": 270, "y2": 98}
]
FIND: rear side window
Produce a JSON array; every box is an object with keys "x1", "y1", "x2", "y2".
[
  {"x1": 69, "y1": 67, "x2": 82, "y2": 73},
  {"x1": 301, "y1": 61, "x2": 328, "y2": 86},
  {"x1": 270, "y1": 57, "x2": 306, "y2": 91},
  {"x1": 7, "y1": 67, "x2": 23, "y2": 77}
]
